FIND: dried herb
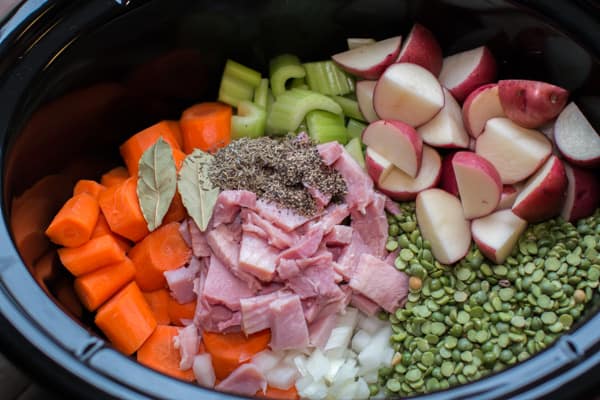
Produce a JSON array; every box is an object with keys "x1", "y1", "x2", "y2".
[
  {"x1": 178, "y1": 149, "x2": 220, "y2": 231},
  {"x1": 136, "y1": 138, "x2": 177, "y2": 231}
]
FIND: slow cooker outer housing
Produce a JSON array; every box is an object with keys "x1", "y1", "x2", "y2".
[{"x1": 0, "y1": 1, "x2": 599, "y2": 399}]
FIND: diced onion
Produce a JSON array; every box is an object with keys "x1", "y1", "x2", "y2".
[
  {"x1": 252, "y1": 350, "x2": 283, "y2": 373},
  {"x1": 324, "y1": 358, "x2": 344, "y2": 384},
  {"x1": 192, "y1": 354, "x2": 215, "y2": 388},
  {"x1": 351, "y1": 329, "x2": 372, "y2": 353},
  {"x1": 357, "y1": 314, "x2": 385, "y2": 335},
  {"x1": 355, "y1": 378, "x2": 370, "y2": 400},
  {"x1": 337, "y1": 307, "x2": 359, "y2": 329},
  {"x1": 298, "y1": 380, "x2": 328, "y2": 400},
  {"x1": 306, "y1": 348, "x2": 330, "y2": 382},
  {"x1": 266, "y1": 365, "x2": 299, "y2": 390},
  {"x1": 324, "y1": 326, "x2": 353, "y2": 352},
  {"x1": 293, "y1": 354, "x2": 309, "y2": 377}
]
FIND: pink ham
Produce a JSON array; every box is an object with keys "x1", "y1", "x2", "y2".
[
  {"x1": 193, "y1": 270, "x2": 242, "y2": 333},
  {"x1": 239, "y1": 232, "x2": 279, "y2": 281},
  {"x1": 241, "y1": 210, "x2": 296, "y2": 249},
  {"x1": 279, "y1": 225, "x2": 324, "y2": 260},
  {"x1": 164, "y1": 256, "x2": 203, "y2": 304},
  {"x1": 349, "y1": 254, "x2": 409, "y2": 313},
  {"x1": 324, "y1": 225, "x2": 353, "y2": 246},
  {"x1": 240, "y1": 291, "x2": 283, "y2": 335},
  {"x1": 203, "y1": 256, "x2": 255, "y2": 311},
  {"x1": 335, "y1": 231, "x2": 371, "y2": 280},
  {"x1": 317, "y1": 141, "x2": 344, "y2": 166},
  {"x1": 313, "y1": 284, "x2": 352, "y2": 322},
  {"x1": 286, "y1": 263, "x2": 342, "y2": 300},
  {"x1": 215, "y1": 363, "x2": 267, "y2": 397},
  {"x1": 178, "y1": 219, "x2": 192, "y2": 247},
  {"x1": 277, "y1": 250, "x2": 333, "y2": 280},
  {"x1": 385, "y1": 196, "x2": 401, "y2": 216},
  {"x1": 304, "y1": 184, "x2": 332, "y2": 209},
  {"x1": 188, "y1": 219, "x2": 211, "y2": 258},
  {"x1": 350, "y1": 293, "x2": 381, "y2": 317},
  {"x1": 211, "y1": 190, "x2": 256, "y2": 227},
  {"x1": 255, "y1": 199, "x2": 312, "y2": 232},
  {"x1": 332, "y1": 149, "x2": 374, "y2": 214},
  {"x1": 308, "y1": 313, "x2": 338, "y2": 349},
  {"x1": 174, "y1": 324, "x2": 199, "y2": 370},
  {"x1": 351, "y1": 192, "x2": 388, "y2": 258},
  {"x1": 316, "y1": 203, "x2": 350, "y2": 234},
  {"x1": 269, "y1": 294, "x2": 310, "y2": 351}
]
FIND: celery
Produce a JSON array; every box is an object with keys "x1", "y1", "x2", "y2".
[
  {"x1": 306, "y1": 110, "x2": 348, "y2": 144},
  {"x1": 269, "y1": 54, "x2": 307, "y2": 98},
  {"x1": 218, "y1": 75, "x2": 255, "y2": 107},
  {"x1": 223, "y1": 59, "x2": 262, "y2": 88},
  {"x1": 253, "y1": 78, "x2": 269, "y2": 108},
  {"x1": 291, "y1": 77, "x2": 309, "y2": 90},
  {"x1": 266, "y1": 88, "x2": 343, "y2": 135},
  {"x1": 345, "y1": 137, "x2": 365, "y2": 169},
  {"x1": 231, "y1": 100, "x2": 267, "y2": 139},
  {"x1": 330, "y1": 95, "x2": 366, "y2": 122},
  {"x1": 296, "y1": 120, "x2": 308, "y2": 134},
  {"x1": 304, "y1": 61, "x2": 355, "y2": 96},
  {"x1": 346, "y1": 118, "x2": 367, "y2": 140}
]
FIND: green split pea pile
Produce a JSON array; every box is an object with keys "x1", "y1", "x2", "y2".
[{"x1": 378, "y1": 205, "x2": 600, "y2": 397}]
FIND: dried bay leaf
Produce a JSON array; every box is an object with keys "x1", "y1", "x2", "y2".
[
  {"x1": 136, "y1": 137, "x2": 177, "y2": 231},
  {"x1": 178, "y1": 149, "x2": 219, "y2": 231}
]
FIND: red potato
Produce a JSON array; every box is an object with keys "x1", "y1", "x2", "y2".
[
  {"x1": 452, "y1": 151, "x2": 502, "y2": 219},
  {"x1": 471, "y1": 209, "x2": 528, "y2": 264},
  {"x1": 498, "y1": 79, "x2": 569, "y2": 129},
  {"x1": 560, "y1": 163, "x2": 600, "y2": 222},
  {"x1": 475, "y1": 117, "x2": 552, "y2": 184},
  {"x1": 362, "y1": 120, "x2": 423, "y2": 178},
  {"x1": 332, "y1": 36, "x2": 403, "y2": 80},
  {"x1": 438, "y1": 46, "x2": 497, "y2": 102},
  {"x1": 377, "y1": 145, "x2": 441, "y2": 201},
  {"x1": 416, "y1": 188, "x2": 471, "y2": 265},
  {"x1": 355, "y1": 80, "x2": 378, "y2": 123},
  {"x1": 512, "y1": 155, "x2": 568, "y2": 223},
  {"x1": 462, "y1": 83, "x2": 505, "y2": 138},
  {"x1": 439, "y1": 152, "x2": 460, "y2": 197},
  {"x1": 496, "y1": 184, "x2": 520, "y2": 210},
  {"x1": 365, "y1": 147, "x2": 394, "y2": 183},
  {"x1": 373, "y1": 63, "x2": 444, "y2": 127},
  {"x1": 396, "y1": 23, "x2": 443, "y2": 76},
  {"x1": 417, "y1": 87, "x2": 470, "y2": 148},
  {"x1": 554, "y1": 102, "x2": 600, "y2": 167}
]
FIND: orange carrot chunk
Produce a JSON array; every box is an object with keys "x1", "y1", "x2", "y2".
[
  {"x1": 137, "y1": 325, "x2": 195, "y2": 381},
  {"x1": 162, "y1": 192, "x2": 187, "y2": 225},
  {"x1": 58, "y1": 234, "x2": 126, "y2": 276},
  {"x1": 91, "y1": 213, "x2": 132, "y2": 252},
  {"x1": 95, "y1": 281, "x2": 157, "y2": 355},
  {"x1": 202, "y1": 330, "x2": 271, "y2": 380},
  {"x1": 257, "y1": 386, "x2": 300, "y2": 400},
  {"x1": 100, "y1": 166, "x2": 129, "y2": 188},
  {"x1": 74, "y1": 257, "x2": 136, "y2": 311},
  {"x1": 45, "y1": 192, "x2": 100, "y2": 248},
  {"x1": 143, "y1": 289, "x2": 171, "y2": 325},
  {"x1": 165, "y1": 120, "x2": 184, "y2": 148},
  {"x1": 172, "y1": 148, "x2": 187, "y2": 171},
  {"x1": 129, "y1": 221, "x2": 191, "y2": 291},
  {"x1": 73, "y1": 179, "x2": 106, "y2": 200},
  {"x1": 167, "y1": 297, "x2": 196, "y2": 326},
  {"x1": 180, "y1": 102, "x2": 232, "y2": 153},
  {"x1": 119, "y1": 120, "x2": 183, "y2": 177},
  {"x1": 98, "y1": 177, "x2": 149, "y2": 242}
]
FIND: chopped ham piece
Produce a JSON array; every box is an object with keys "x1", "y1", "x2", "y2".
[
  {"x1": 277, "y1": 259, "x2": 301, "y2": 280},
  {"x1": 286, "y1": 263, "x2": 342, "y2": 300},
  {"x1": 350, "y1": 293, "x2": 381, "y2": 317},
  {"x1": 179, "y1": 219, "x2": 192, "y2": 247},
  {"x1": 279, "y1": 225, "x2": 323, "y2": 260},
  {"x1": 351, "y1": 192, "x2": 388, "y2": 258},
  {"x1": 302, "y1": 298, "x2": 320, "y2": 323},
  {"x1": 332, "y1": 149, "x2": 374, "y2": 214},
  {"x1": 349, "y1": 254, "x2": 409, "y2": 313},
  {"x1": 211, "y1": 190, "x2": 256, "y2": 227},
  {"x1": 193, "y1": 271, "x2": 242, "y2": 333},
  {"x1": 317, "y1": 141, "x2": 344, "y2": 166},
  {"x1": 240, "y1": 291, "x2": 283, "y2": 335},
  {"x1": 279, "y1": 250, "x2": 334, "y2": 280},
  {"x1": 309, "y1": 313, "x2": 338, "y2": 349},
  {"x1": 269, "y1": 294, "x2": 310, "y2": 351},
  {"x1": 336, "y1": 231, "x2": 371, "y2": 280},
  {"x1": 324, "y1": 225, "x2": 353, "y2": 246},
  {"x1": 313, "y1": 284, "x2": 352, "y2": 322},
  {"x1": 164, "y1": 256, "x2": 202, "y2": 304},
  {"x1": 385, "y1": 196, "x2": 401, "y2": 216},
  {"x1": 304, "y1": 184, "x2": 332, "y2": 209},
  {"x1": 255, "y1": 199, "x2": 312, "y2": 232},
  {"x1": 385, "y1": 249, "x2": 399, "y2": 266},
  {"x1": 188, "y1": 219, "x2": 211, "y2": 258},
  {"x1": 239, "y1": 232, "x2": 279, "y2": 281},
  {"x1": 173, "y1": 324, "x2": 199, "y2": 370},
  {"x1": 316, "y1": 203, "x2": 349, "y2": 234},
  {"x1": 258, "y1": 282, "x2": 284, "y2": 295},
  {"x1": 203, "y1": 256, "x2": 255, "y2": 311},
  {"x1": 241, "y1": 210, "x2": 296, "y2": 249},
  {"x1": 215, "y1": 363, "x2": 267, "y2": 397}
]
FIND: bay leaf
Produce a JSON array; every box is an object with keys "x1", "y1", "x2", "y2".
[
  {"x1": 136, "y1": 137, "x2": 177, "y2": 231},
  {"x1": 177, "y1": 149, "x2": 220, "y2": 231}
]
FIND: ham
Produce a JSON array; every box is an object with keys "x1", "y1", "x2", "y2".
[
  {"x1": 215, "y1": 363, "x2": 267, "y2": 397},
  {"x1": 317, "y1": 141, "x2": 344, "y2": 166},
  {"x1": 193, "y1": 271, "x2": 242, "y2": 333},
  {"x1": 349, "y1": 254, "x2": 409, "y2": 313},
  {"x1": 173, "y1": 324, "x2": 199, "y2": 370},
  {"x1": 304, "y1": 184, "x2": 332, "y2": 209},
  {"x1": 286, "y1": 263, "x2": 342, "y2": 300},
  {"x1": 324, "y1": 225, "x2": 353, "y2": 246},
  {"x1": 164, "y1": 256, "x2": 203, "y2": 304},
  {"x1": 188, "y1": 219, "x2": 211, "y2": 258},
  {"x1": 269, "y1": 294, "x2": 310, "y2": 351},
  {"x1": 239, "y1": 232, "x2": 279, "y2": 281},
  {"x1": 179, "y1": 219, "x2": 192, "y2": 247},
  {"x1": 211, "y1": 190, "x2": 257, "y2": 227},
  {"x1": 308, "y1": 313, "x2": 338, "y2": 349},
  {"x1": 332, "y1": 149, "x2": 374, "y2": 214},
  {"x1": 351, "y1": 192, "x2": 388, "y2": 258},
  {"x1": 335, "y1": 231, "x2": 371, "y2": 280},
  {"x1": 278, "y1": 250, "x2": 333, "y2": 280},
  {"x1": 241, "y1": 210, "x2": 296, "y2": 249},
  {"x1": 279, "y1": 225, "x2": 324, "y2": 260},
  {"x1": 350, "y1": 293, "x2": 381, "y2": 317},
  {"x1": 316, "y1": 203, "x2": 349, "y2": 234},
  {"x1": 202, "y1": 256, "x2": 255, "y2": 311},
  {"x1": 385, "y1": 196, "x2": 401, "y2": 216},
  {"x1": 255, "y1": 199, "x2": 312, "y2": 232},
  {"x1": 240, "y1": 291, "x2": 283, "y2": 335}
]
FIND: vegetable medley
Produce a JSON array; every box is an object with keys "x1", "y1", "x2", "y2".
[{"x1": 39, "y1": 21, "x2": 600, "y2": 400}]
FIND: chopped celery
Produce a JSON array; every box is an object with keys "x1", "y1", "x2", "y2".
[
  {"x1": 296, "y1": 120, "x2": 308, "y2": 134},
  {"x1": 345, "y1": 137, "x2": 365, "y2": 169},
  {"x1": 269, "y1": 54, "x2": 306, "y2": 98},
  {"x1": 266, "y1": 88, "x2": 343, "y2": 135},
  {"x1": 330, "y1": 95, "x2": 366, "y2": 122},
  {"x1": 306, "y1": 110, "x2": 348, "y2": 144},
  {"x1": 218, "y1": 75, "x2": 255, "y2": 107},
  {"x1": 291, "y1": 77, "x2": 309, "y2": 90},
  {"x1": 253, "y1": 78, "x2": 269, "y2": 108},
  {"x1": 304, "y1": 61, "x2": 355, "y2": 96},
  {"x1": 346, "y1": 118, "x2": 367, "y2": 140},
  {"x1": 223, "y1": 59, "x2": 262, "y2": 88},
  {"x1": 231, "y1": 100, "x2": 267, "y2": 139}
]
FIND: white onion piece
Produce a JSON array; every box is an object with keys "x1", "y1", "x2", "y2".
[
  {"x1": 351, "y1": 329, "x2": 372, "y2": 353},
  {"x1": 330, "y1": 380, "x2": 358, "y2": 399},
  {"x1": 299, "y1": 380, "x2": 328, "y2": 400},
  {"x1": 382, "y1": 347, "x2": 395, "y2": 365},
  {"x1": 293, "y1": 354, "x2": 309, "y2": 377},
  {"x1": 266, "y1": 365, "x2": 299, "y2": 390},
  {"x1": 355, "y1": 377, "x2": 370, "y2": 400},
  {"x1": 334, "y1": 358, "x2": 358, "y2": 383},
  {"x1": 295, "y1": 375, "x2": 314, "y2": 391},
  {"x1": 192, "y1": 354, "x2": 215, "y2": 388},
  {"x1": 362, "y1": 370, "x2": 379, "y2": 384},
  {"x1": 252, "y1": 350, "x2": 283, "y2": 373},
  {"x1": 337, "y1": 307, "x2": 359, "y2": 329},
  {"x1": 324, "y1": 358, "x2": 344, "y2": 384},
  {"x1": 324, "y1": 326, "x2": 354, "y2": 352},
  {"x1": 306, "y1": 349, "x2": 330, "y2": 382},
  {"x1": 357, "y1": 314, "x2": 385, "y2": 334}
]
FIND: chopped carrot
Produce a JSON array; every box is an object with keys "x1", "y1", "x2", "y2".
[
  {"x1": 95, "y1": 281, "x2": 157, "y2": 355},
  {"x1": 143, "y1": 289, "x2": 171, "y2": 325},
  {"x1": 54, "y1": 277, "x2": 83, "y2": 319},
  {"x1": 45, "y1": 193, "x2": 99, "y2": 248},
  {"x1": 32, "y1": 250, "x2": 60, "y2": 291},
  {"x1": 101, "y1": 166, "x2": 130, "y2": 188},
  {"x1": 98, "y1": 177, "x2": 149, "y2": 242},
  {"x1": 58, "y1": 234, "x2": 126, "y2": 276},
  {"x1": 257, "y1": 386, "x2": 300, "y2": 400},
  {"x1": 164, "y1": 120, "x2": 184, "y2": 148},
  {"x1": 202, "y1": 329, "x2": 271, "y2": 380},
  {"x1": 73, "y1": 179, "x2": 106, "y2": 200},
  {"x1": 137, "y1": 325, "x2": 195, "y2": 381},
  {"x1": 129, "y1": 221, "x2": 191, "y2": 291},
  {"x1": 180, "y1": 102, "x2": 232, "y2": 153},
  {"x1": 74, "y1": 257, "x2": 136, "y2": 311},
  {"x1": 162, "y1": 192, "x2": 187, "y2": 225},
  {"x1": 91, "y1": 213, "x2": 132, "y2": 253},
  {"x1": 119, "y1": 120, "x2": 183, "y2": 177},
  {"x1": 172, "y1": 148, "x2": 187, "y2": 171},
  {"x1": 167, "y1": 297, "x2": 196, "y2": 326}
]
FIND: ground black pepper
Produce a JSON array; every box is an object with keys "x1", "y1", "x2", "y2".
[{"x1": 209, "y1": 135, "x2": 347, "y2": 215}]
